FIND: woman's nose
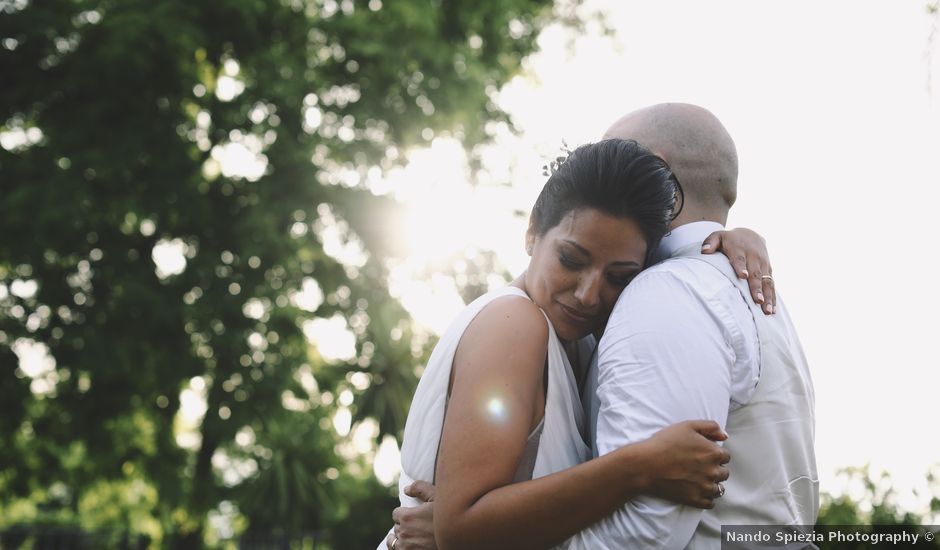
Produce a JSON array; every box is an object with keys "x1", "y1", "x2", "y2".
[{"x1": 573, "y1": 272, "x2": 601, "y2": 308}]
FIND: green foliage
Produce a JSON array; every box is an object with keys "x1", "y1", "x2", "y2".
[
  {"x1": 0, "y1": 0, "x2": 560, "y2": 546},
  {"x1": 816, "y1": 465, "x2": 940, "y2": 549}
]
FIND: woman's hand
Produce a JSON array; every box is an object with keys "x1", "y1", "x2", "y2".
[
  {"x1": 701, "y1": 227, "x2": 775, "y2": 314},
  {"x1": 387, "y1": 481, "x2": 438, "y2": 550},
  {"x1": 642, "y1": 420, "x2": 730, "y2": 509}
]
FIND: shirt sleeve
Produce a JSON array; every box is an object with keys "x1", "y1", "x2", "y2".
[{"x1": 562, "y1": 266, "x2": 742, "y2": 550}]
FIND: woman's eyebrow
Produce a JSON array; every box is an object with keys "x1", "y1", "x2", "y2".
[
  {"x1": 561, "y1": 239, "x2": 641, "y2": 268},
  {"x1": 561, "y1": 239, "x2": 590, "y2": 256}
]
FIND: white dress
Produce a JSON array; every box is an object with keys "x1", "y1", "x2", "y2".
[{"x1": 377, "y1": 285, "x2": 593, "y2": 549}]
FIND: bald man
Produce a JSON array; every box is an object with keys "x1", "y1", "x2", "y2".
[{"x1": 573, "y1": 103, "x2": 818, "y2": 549}]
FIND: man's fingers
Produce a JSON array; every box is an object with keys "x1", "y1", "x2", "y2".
[
  {"x1": 405, "y1": 480, "x2": 437, "y2": 502},
  {"x1": 391, "y1": 506, "x2": 407, "y2": 524},
  {"x1": 385, "y1": 530, "x2": 397, "y2": 549}
]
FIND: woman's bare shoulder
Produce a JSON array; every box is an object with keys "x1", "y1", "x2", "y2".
[
  {"x1": 451, "y1": 293, "x2": 549, "y2": 381},
  {"x1": 465, "y1": 293, "x2": 549, "y2": 349}
]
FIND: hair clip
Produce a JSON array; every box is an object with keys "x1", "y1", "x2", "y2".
[{"x1": 541, "y1": 140, "x2": 573, "y2": 176}]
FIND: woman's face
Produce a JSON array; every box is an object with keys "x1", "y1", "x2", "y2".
[{"x1": 524, "y1": 208, "x2": 648, "y2": 342}]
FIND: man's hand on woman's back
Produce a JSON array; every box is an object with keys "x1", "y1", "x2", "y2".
[{"x1": 388, "y1": 481, "x2": 438, "y2": 550}]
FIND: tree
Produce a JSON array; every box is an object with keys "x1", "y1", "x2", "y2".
[
  {"x1": 815, "y1": 465, "x2": 940, "y2": 549},
  {"x1": 0, "y1": 0, "x2": 568, "y2": 546}
]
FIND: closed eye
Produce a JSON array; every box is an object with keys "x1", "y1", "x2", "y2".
[
  {"x1": 607, "y1": 272, "x2": 639, "y2": 286},
  {"x1": 559, "y1": 253, "x2": 582, "y2": 270}
]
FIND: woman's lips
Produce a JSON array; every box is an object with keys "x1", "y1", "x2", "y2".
[{"x1": 557, "y1": 302, "x2": 594, "y2": 324}]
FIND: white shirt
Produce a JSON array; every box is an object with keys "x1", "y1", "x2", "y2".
[{"x1": 572, "y1": 221, "x2": 760, "y2": 549}]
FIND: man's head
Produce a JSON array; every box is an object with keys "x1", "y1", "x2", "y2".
[{"x1": 603, "y1": 103, "x2": 738, "y2": 227}]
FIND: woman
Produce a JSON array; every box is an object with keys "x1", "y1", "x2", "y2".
[{"x1": 382, "y1": 139, "x2": 770, "y2": 550}]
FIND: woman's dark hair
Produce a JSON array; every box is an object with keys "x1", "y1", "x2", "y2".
[{"x1": 531, "y1": 138, "x2": 682, "y2": 255}]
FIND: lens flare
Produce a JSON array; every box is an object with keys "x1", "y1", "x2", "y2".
[{"x1": 486, "y1": 397, "x2": 506, "y2": 423}]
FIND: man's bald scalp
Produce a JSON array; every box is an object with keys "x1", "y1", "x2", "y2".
[{"x1": 604, "y1": 103, "x2": 738, "y2": 221}]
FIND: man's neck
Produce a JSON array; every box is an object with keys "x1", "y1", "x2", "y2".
[
  {"x1": 669, "y1": 209, "x2": 728, "y2": 231},
  {"x1": 653, "y1": 220, "x2": 726, "y2": 264}
]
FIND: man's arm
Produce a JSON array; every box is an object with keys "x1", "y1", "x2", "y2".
[{"x1": 569, "y1": 266, "x2": 755, "y2": 549}]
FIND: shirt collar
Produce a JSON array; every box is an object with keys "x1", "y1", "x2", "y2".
[{"x1": 652, "y1": 221, "x2": 726, "y2": 264}]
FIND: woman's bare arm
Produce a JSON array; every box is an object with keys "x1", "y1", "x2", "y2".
[{"x1": 432, "y1": 296, "x2": 728, "y2": 550}]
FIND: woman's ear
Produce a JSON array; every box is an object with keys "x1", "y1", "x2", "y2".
[{"x1": 525, "y1": 217, "x2": 536, "y2": 255}]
